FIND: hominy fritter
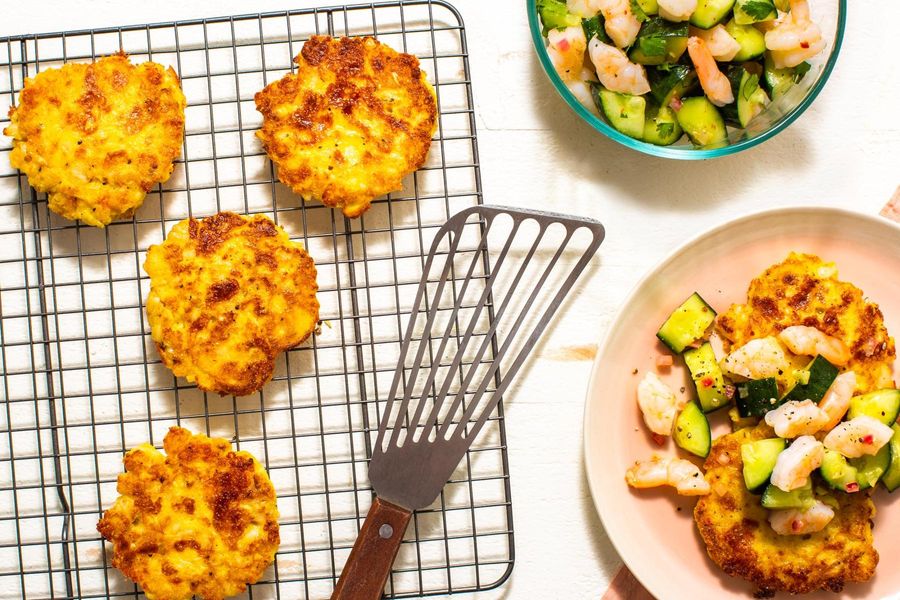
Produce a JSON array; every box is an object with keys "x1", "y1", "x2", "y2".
[
  {"x1": 3, "y1": 53, "x2": 185, "y2": 227},
  {"x1": 254, "y1": 35, "x2": 437, "y2": 218},
  {"x1": 717, "y1": 252, "x2": 896, "y2": 394},
  {"x1": 144, "y1": 212, "x2": 319, "y2": 396},
  {"x1": 97, "y1": 427, "x2": 279, "y2": 600},
  {"x1": 695, "y1": 424, "x2": 878, "y2": 597}
]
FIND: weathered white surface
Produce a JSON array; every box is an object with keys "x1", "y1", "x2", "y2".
[{"x1": 3, "y1": 1, "x2": 898, "y2": 598}]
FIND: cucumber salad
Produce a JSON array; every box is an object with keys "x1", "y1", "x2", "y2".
[
  {"x1": 627, "y1": 291, "x2": 900, "y2": 535},
  {"x1": 536, "y1": 0, "x2": 825, "y2": 147}
]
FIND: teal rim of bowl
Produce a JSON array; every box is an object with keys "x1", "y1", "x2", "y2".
[{"x1": 527, "y1": 0, "x2": 847, "y2": 160}]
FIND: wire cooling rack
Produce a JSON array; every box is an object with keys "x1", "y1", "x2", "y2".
[{"x1": 0, "y1": 2, "x2": 515, "y2": 598}]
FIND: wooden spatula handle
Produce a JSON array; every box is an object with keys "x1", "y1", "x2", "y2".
[{"x1": 331, "y1": 497, "x2": 413, "y2": 600}]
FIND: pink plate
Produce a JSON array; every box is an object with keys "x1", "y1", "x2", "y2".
[{"x1": 584, "y1": 207, "x2": 900, "y2": 600}]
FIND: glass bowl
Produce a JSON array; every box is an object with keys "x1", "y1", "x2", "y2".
[{"x1": 527, "y1": 0, "x2": 846, "y2": 159}]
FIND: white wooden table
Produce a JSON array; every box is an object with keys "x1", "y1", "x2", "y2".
[{"x1": 3, "y1": 1, "x2": 897, "y2": 598}]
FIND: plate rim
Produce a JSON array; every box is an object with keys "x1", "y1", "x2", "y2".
[{"x1": 582, "y1": 205, "x2": 900, "y2": 598}]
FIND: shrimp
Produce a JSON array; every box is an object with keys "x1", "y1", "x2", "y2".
[
  {"x1": 658, "y1": 0, "x2": 698, "y2": 22},
  {"x1": 566, "y1": 78, "x2": 601, "y2": 115},
  {"x1": 764, "y1": 400, "x2": 829, "y2": 438},
  {"x1": 823, "y1": 416, "x2": 894, "y2": 458},
  {"x1": 768, "y1": 500, "x2": 834, "y2": 535},
  {"x1": 596, "y1": 0, "x2": 642, "y2": 48},
  {"x1": 547, "y1": 26, "x2": 588, "y2": 82},
  {"x1": 818, "y1": 371, "x2": 857, "y2": 431},
  {"x1": 686, "y1": 37, "x2": 734, "y2": 107},
  {"x1": 770, "y1": 435, "x2": 824, "y2": 492},
  {"x1": 588, "y1": 37, "x2": 651, "y2": 95},
  {"x1": 689, "y1": 25, "x2": 741, "y2": 62},
  {"x1": 637, "y1": 371, "x2": 685, "y2": 436},
  {"x1": 625, "y1": 455, "x2": 710, "y2": 496},
  {"x1": 764, "y1": 0, "x2": 825, "y2": 68},
  {"x1": 567, "y1": 0, "x2": 601, "y2": 17},
  {"x1": 722, "y1": 336, "x2": 789, "y2": 380},
  {"x1": 778, "y1": 325, "x2": 851, "y2": 366}
]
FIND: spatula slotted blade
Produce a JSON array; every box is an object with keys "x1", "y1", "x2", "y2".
[{"x1": 332, "y1": 205, "x2": 604, "y2": 600}]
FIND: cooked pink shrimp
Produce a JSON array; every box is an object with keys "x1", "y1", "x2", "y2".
[
  {"x1": 764, "y1": 0, "x2": 825, "y2": 68},
  {"x1": 770, "y1": 435, "x2": 824, "y2": 492},
  {"x1": 686, "y1": 37, "x2": 734, "y2": 107},
  {"x1": 823, "y1": 416, "x2": 894, "y2": 458},
  {"x1": 818, "y1": 371, "x2": 857, "y2": 431},
  {"x1": 658, "y1": 0, "x2": 698, "y2": 22},
  {"x1": 722, "y1": 336, "x2": 788, "y2": 380},
  {"x1": 597, "y1": 0, "x2": 642, "y2": 48},
  {"x1": 764, "y1": 400, "x2": 829, "y2": 438},
  {"x1": 625, "y1": 455, "x2": 710, "y2": 495},
  {"x1": 588, "y1": 37, "x2": 651, "y2": 95},
  {"x1": 547, "y1": 26, "x2": 588, "y2": 82},
  {"x1": 778, "y1": 325, "x2": 850, "y2": 366},
  {"x1": 689, "y1": 25, "x2": 741, "y2": 61},
  {"x1": 637, "y1": 371, "x2": 685, "y2": 436},
  {"x1": 768, "y1": 500, "x2": 834, "y2": 535}
]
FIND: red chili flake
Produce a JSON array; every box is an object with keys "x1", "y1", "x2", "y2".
[
  {"x1": 557, "y1": 38, "x2": 570, "y2": 52},
  {"x1": 845, "y1": 482, "x2": 860, "y2": 493},
  {"x1": 791, "y1": 520, "x2": 804, "y2": 532},
  {"x1": 701, "y1": 377, "x2": 714, "y2": 388},
  {"x1": 800, "y1": 41, "x2": 810, "y2": 49},
  {"x1": 862, "y1": 434, "x2": 874, "y2": 444},
  {"x1": 651, "y1": 433, "x2": 667, "y2": 446}
]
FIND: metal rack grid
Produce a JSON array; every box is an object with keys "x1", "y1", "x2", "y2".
[{"x1": 0, "y1": 2, "x2": 515, "y2": 598}]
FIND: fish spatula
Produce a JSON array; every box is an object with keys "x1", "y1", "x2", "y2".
[{"x1": 331, "y1": 205, "x2": 604, "y2": 599}]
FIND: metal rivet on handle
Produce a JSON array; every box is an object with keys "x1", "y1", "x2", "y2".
[{"x1": 378, "y1": 524, "x2": 393, "y2": 539}]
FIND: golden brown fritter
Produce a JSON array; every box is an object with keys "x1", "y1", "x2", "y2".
[
  {"x1": 97, "y1": 427, "x2": 279, "y2": 600},
  {"x1": 695, "y1": 425, "x2": 878, "y2": 598},
  {"x1": 3, "y1": 53, "x2": 185, "y2": 227},
  {"x1": 254, "y1": 35, "x2": 437, "y2": 218},
  {"x1": 144, "y1": 212, "x2": 319, "y2": 396},
  {"x1": 717, "y1": 252, "x2": 896, "y2": 393}
]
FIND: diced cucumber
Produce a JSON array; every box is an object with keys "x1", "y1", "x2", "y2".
[
  {"x1": 883, "y1": 424, "x2": 900, "y2": 492},
  {"x1": 690, "y1": 0, "x2": 736, "y2": 29},
  {"x1": 764, "y1": 54, "x2": 811, "y2": 99},
  {"x1": 734, "y1": 0, "x2": 777, "y2": 24},
  {"x1": 724, "y1": 19, "x2": 767, "y2": 61},
  {"x1": 642, "y1": 102, "x2": 683, "y2": 145},
  {"x1": 847, "y1": 389, "x2": 900, "y2": 426},
  {"x1": 648, "y1": 65, "x2": 698, "y2": 107},
  {"x1": 593, "y1": 87, "x2": 646, "y2": 140},
  {"x1": 537, "y1": 0, "x2": 580, "y2": 34},
  {"x1": 821, "y1": 447, "x2": 892, "y2": 492},
  {"x1": 656, "y1": 292, "x2": 717, "y2": 353},
  {"x1": 629, "y1": 18, "x2": 689, "y2": 65},
  {"x1": 736, "y1": 378, "x2": 781, "y2": 418},
  {"x1": 684, "y1": 342, "x2": 729, "y2": 412},
  {"x1": 761, "y1": 480, "x2": 814, "y2": 510},
  {"x1": 736, "y1": 70, "x2": 769, "y2": 127},
  {"x1": 729, "y1": 406, "x2": 758, "y2": 431},
  {"x1": 742, "y1": 438, "x2": 786, "y2": 493},
  {"x1": 674, "y1": 402, "x2": 711, "y2": 458},
  {"x1": 783, "y1": 355, "x2": 838, "y2": 403},
  {"x1": 582, "y1": 15, "x2": 611, "y2": 44},
  {"x1": 636, "y1": 0, "x2": 659, "y2": 15},
  {"x1": 675, "y1": 97, "x2": 727, "y2": 147}
]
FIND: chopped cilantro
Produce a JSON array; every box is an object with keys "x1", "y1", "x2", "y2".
[
  {"x1": 630, "y1": 0, "x2": 650, "y2": 22},
  {"x1": 656, "y1": 122, "x2": 675, "y2": 137},
  {"x1": 582, "y1": 15, "x2": 611, "y2": 44},
  {"x1": 738, "y1": 0, "x2": 776, "y2": 21}
]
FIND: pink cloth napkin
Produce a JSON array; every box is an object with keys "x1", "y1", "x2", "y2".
[{"x1": 602, "y1": 566, "x2": 655, "y2": 600}]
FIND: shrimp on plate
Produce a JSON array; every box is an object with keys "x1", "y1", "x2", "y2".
[
  {"x1": 686, "y1": 37, "x2": 734, "y2": 107},
  {"x1": 764, "y1": 400, "x2": 829, "y2": 438},
  {"x1": 817, "y1": 371, "x2": 857, "y2": 431},
  {"x1": 637, "y1": 371, "x2": 685, "y2": 436},
  {"x1": 722, "y1": 336, "x2": 788, "y2": 380},
  {"x1": 764, "y1": 0, "x2": 826, "y2": 68},
  {"x1": 626, "y1": 455, "x2": 710, "y2": 495},
  {"x1": 778, "y1": 325, "x2": 851, "y2": 366},
  {"x1": 658, "y1": 0, "x2": 697, "y2": 22},
  {"x1": 770, "y1": 435, "x2": 824, "y2": 492},
  {"x1": 823, "y1": 416, "x2": 894, "y2": 458},
  {"x1": 768, "y1": 500, "x2": 835, "y2": 535},
  {"x1": 588, "y1": 37, "x2": 651, "y2": 95}
]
